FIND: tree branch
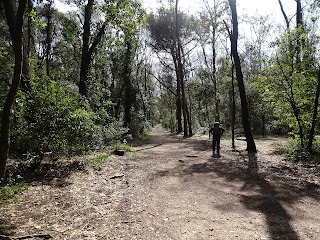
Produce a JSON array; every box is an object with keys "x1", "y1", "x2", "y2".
[
  {"x1": 88, "y1": 22, "x2": 107, "y2": 58},
  {"x1": 278, "y1": 0, "x2": 290, "y2": 29},
  {"x1": 148, "y1": 71, "x2": 177, "y2": 96}
]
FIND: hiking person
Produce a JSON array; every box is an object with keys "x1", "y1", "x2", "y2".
[{"x1": 209, "y1": 122, "x2": 225, "y2": 156}]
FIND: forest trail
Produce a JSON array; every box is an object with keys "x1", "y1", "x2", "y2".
[{"x1": 1, "y1": 125, "x2": 320, "y2": 239}]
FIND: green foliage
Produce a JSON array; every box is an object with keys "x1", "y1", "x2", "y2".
[
  {"x1": 62, "y1": 17, "x2": 81, "y2": 44},
  {"x1": 161, "y1": 111, "x2": 176, "y2": 132},
  {"x1": 0, "y1": 176, "x2": 25, "y2": 204},
  {"x1": 28, "y1": 9, "x2": 47, "y2": 28},
  {"x1": 187, "y1": 77, "x2": 217, "y2": 127},
  {"x1": 11, "y1": 78, "x2": 96, "y2": 155},
  {"x1": 2, "y1": 0, "x2": 320, "y2": 172},
  {"x1": 130, "y1": 110, "x2": 146, "y2": 136},
  {"x1": 79, "y1": 141, "x2": 132, "y2": 169},
  {"x1": 102, "y1": 0, "x2": 146, "y2": 44},
  {"x1": 84, "y1": 153, "x2": 109, "y2": 168},
  {"x1": 261, "y1": 26, "x2": 319, "y2": 144},
  {"x1": 273, "y1": 138, "x2": 301, "y2": 156},
  {"x1": 273, "y1": 137, "x2": 320, "y2": 164},
  {"x1": 148, "y1": 7, "x2": 195, "y2": 53},
  {"x1": 142, "y1": 121, "x2": 153, "y2": 135},
  {"x1": 81, "y1": 141, "x2": 132, "y2": 169},
  {"x1": 94, "y1": 121, "x2": 130, "y2": 146},
  {"x1": 0, "y1": 46, "x2": 14, "y2": 121}
]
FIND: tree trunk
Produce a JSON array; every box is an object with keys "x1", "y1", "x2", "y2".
[
  {"x1": 228, "y1": 0, "x2": 257, "y2": 153},
  {"x1": 296, "y1": 0, "x2": 302, "y2": 28},
  {"x1": 203, "y1": 0, "x2": 219, "y2": 121},
  {"x1": 262, "y1": 113, "x2": 266, "y2": 138},
  {"x1": 137, "y1": 69, "x2": 147, "y2": 119},
  {"x1": 231, "y1": 62, "x2": 236, "y2": 149},
  {"x1": 202, "y1": 36, "x2": 219, "y2": 121},
  {"x1": 20, "y1": 0, "x2": 33, "y2": 92},
  {"x1": 295, "y1": 0, "x2": 303, "y2": 72},
  {"x1": 289, "y1": 92, "x2": 304, "y2": 149},
  {"x1": 79, "y1": 0, "x2": 107, "y2": 97},
  {"x1": 0, "y1": 0, "x2": 27, "y2": 179},
  {"x1": 278, "y1": 0, "x2": 290, "y2": 29},
  {"x1": 21, "y1": 43, "x2": 32, "y2": 92},
  {"x1": 45, "y1": 1, "x2": 53, "y2": 77},
  {"x1": 307, "y1": 69, "x2": 320, "y2": 153},
  {"x1": 211, "y1": 18, "x2": 219, "y2": 121},
  {"x1": 124, "y1": 41, "x2": 133, "y2": 128},
  {"x1": 171, "y1": 48, "x2": 182, "y2": 133},
  {"x1": 114, "y1": 83, "x2": 125, "y2": 120},
  {"x1": 187, "y1": 94, "x2": 193, "y2": 137},
  {"x1": 27, "y1": 0, "x2": 32, "y2": 54},
  {"x1": 79, "y1": 0, "x2": 93, "y2": 97},
  {"x1": 175, "y1": 0, "x2": 188, "y2": 137}
]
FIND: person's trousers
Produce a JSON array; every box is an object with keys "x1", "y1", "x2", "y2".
[{"x1": 212, "y1": 136, "x2": 220, "y2": 154}]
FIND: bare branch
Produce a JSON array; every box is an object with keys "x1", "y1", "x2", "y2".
[
  {"x1": 148, "y1": 71, "x2": 177, "y2": 96},
  {"x1": 278, "y1": 0, "x2": 290, "y2": 29}
]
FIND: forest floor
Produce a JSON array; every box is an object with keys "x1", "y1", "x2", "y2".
[{"x1": 1, "y1": 125, "x2": 320, "y2": 240}]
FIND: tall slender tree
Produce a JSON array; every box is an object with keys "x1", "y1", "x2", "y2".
[
  {"x1": 175, "y1": 0, "x2": 189, "y2": 137},
  {"x1": 20, "y1": 0, "x2": 33, "y2": 93},
  {"x1": 44, "y1": 0, "x2": 54, "y2": 77},
  {"x1": 0, "y1": 0, "x2": 28, "y2": 178},
  {"x1": 198, "y1": 0, "x2": 226, "y2": 121},
  {"x1": 79, "y1": 0, "x2": 107, "y2": 97},
  {"x1": 121, "y1": 1, "x2": 145, "y2": 131},
  {"x1": 307, "y1": 69, "x2": 320, "y2": 152},
  {"x1": 148, "y1": 8, "x2": 193, "y2": 134},
  {"x1": 274, "y1": 0, "x2": 318, "y2": 150},
  {"x1": 228, "y1": 0, "x2": 257, "y2": 153}
]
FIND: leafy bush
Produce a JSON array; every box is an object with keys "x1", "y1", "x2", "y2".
[
  {"x1": 97, "y1": 121, "x2": 130, "y2": 146},
  {"x1": 129, "y1": 110, "x2": 147, "y2": 137},
  {"x1": 10, "y1": 79, "x2": 95, "y2": 155}
]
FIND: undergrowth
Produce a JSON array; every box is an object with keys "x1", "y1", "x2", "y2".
[
  {"x1": 77, "y1": 142, "x2": 132, "y2": 169},
  {"x1": 272, "y1": 138, "x2": 320, "y2": 165},
  {"x1": 0, "y1": 176, "x2": 25, "y2": 204},
  {"x1": 109, "y1": 142, "x2": 132, "y2": 152},
  {"x1": 1, "y1": 141, "x2": 132, "y2": 202},
  {"x1": 84, "y1": 153, "x2": 110, "y2": 168}
]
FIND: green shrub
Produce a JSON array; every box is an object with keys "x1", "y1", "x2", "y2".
[
  {"x1": 10, "y1": 79, "x2": 95, "y2": 155},
  {"x1": 273, "y1": 138, "x2": 300, "y2": 156},
  {"x1": 272, "y1": 138, "x2": 320, "y2": 163}
]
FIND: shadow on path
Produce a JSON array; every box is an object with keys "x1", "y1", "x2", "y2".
[
  {"x1": 0, "y1": 218, "x2": 16, "y2": 235},
  {"x1": 132, "y1": 144, "x2": 163, "y2": 152},
  {"x1": 241, "y1": 154, "x2": 300, "y2": 240},
  {"x1": 154, "y1": 138, "x2": 319, "y2": 240},
  {"x1": 3, "y1": 160, "x2": 86, "y2": 188}
]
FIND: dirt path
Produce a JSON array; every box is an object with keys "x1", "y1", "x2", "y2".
[{"x1": 1, "y1": 125, "x2": 320, "y2": 239}]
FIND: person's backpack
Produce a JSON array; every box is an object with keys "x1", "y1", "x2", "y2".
[{"x1": 212, "y1": 127, "x2": 221, "y2": 136}]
